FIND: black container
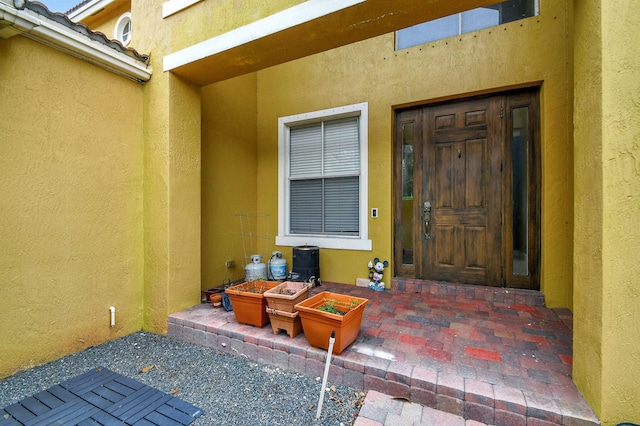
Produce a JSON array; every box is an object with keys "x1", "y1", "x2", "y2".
[{"x1": 291, "y1": 245, "x2": 320, "y2": 283}]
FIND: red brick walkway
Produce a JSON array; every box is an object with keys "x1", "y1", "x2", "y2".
[{"x1": 168, "y1": 281, "x2": 599, "y2": 425}]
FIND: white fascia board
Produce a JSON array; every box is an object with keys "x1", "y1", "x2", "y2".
[
  {"x1": 0, "y1": 3, "x2": 150, "y2": 82},
  {"x1": 68, "y1": 0, "x2": 114, "y2": 22},
  {"x1": 163, "y1": 0, "x2": 365, "y2": 72},
  {"x1": 162, "y1": 0, "x2": 202, "y2": 19}
]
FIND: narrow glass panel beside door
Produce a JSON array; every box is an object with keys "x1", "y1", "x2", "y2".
[
  {"x1": 401, "y1": 122, "x2": 415, "y2": 265},
  {"x1": 512, "y1": 107, "x2": 529, "y2": 275}
]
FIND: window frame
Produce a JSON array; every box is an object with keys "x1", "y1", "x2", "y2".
[
  {"x1": 114, "y1": 12, "x2": 132, "y2": 46},
  {"x1": 276, "y1": 102, "x2": 371, "y2": 251},
  {"x1": 395, "y1": 0, "x2": 539, "y2": 50}
]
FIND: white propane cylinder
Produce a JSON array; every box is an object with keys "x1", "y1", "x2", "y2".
[
  {"x1": 269, "y1": 251, "x2": 287, "y2": 280},
  {"x1": 245, "y1": 254, "x2": 267, "y2": 281}
]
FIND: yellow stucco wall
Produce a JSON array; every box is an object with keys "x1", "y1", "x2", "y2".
[
  {"x1": 0, "y1": 36, "x2": 145, "y2": 378},
  {"x1": 600, "y1": 2, "x2": 640, "y2": 421},
  {"x1": 133, "y1": 2, "x2": 203, "y2": 332},
  {"x1": 162, "y1": 0, "x2": 304, "y2": 54},
  {"x1": 201, "y1": 74, "x2": 259, "y2": 288},
  {"x1": 201, "y1": 1, "x2": 574, "y2": 308},
  {"x1": 573, "y1": 0, "x2": 640, "y2": 423}
]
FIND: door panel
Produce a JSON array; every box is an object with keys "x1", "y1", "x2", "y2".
[
  {"x1": 426, "y1": 97, "x2": 500, "y2": 285},
  {"x1": 394, "y1": 89, "x2": 540, "y2": 289}
]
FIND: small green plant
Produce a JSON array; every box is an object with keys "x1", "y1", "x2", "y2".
[{"x1": 317, "y1": 298, "x2": 361, "y2": 316}]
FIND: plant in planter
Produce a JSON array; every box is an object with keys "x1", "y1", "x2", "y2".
[
  {"x1": 225, "y1": 280, "x2": 279, "y2": 327},
  {"x1": 316, "y1": 298, "x2": 362, "y2": 315},
  {"x1": 295, "y1": 291, "x2": 368, "y2": 354}
]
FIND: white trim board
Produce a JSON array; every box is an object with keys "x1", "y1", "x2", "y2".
[
  {"x1": 163, "y1": 0, "x2": 365, "y2": 72},
  {"x1": 162, "y1": 0, "x2": 202, "y2": 18}
]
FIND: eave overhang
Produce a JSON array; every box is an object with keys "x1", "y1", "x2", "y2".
[
  {"x1": 164, "y1": 0, "x2": 497, "y2": 86},
  {"x1": 0, "y1": 0, "x2": 151, "y2": 83}
]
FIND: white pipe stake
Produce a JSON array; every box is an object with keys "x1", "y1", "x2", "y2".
[
  {"x1": 316, "y1": 330, "x2": 336, "y2": 419},
  {"x1": 109, "y1": 306, "x2": 116, "y2": 327}
]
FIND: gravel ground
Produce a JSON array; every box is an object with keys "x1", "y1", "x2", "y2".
[{"x1": 0, "y1": 332, "x2": 364, "y2": 425}]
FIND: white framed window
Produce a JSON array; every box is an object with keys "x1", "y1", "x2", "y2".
[
  {"x1": 276, "y1": 103, "x2": 371, "y2": 251},
  {"x1": 114, "y1": 12, "x2": 132, "y2": 46}
]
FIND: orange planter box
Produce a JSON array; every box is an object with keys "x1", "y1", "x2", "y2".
[
  {"x1": 266, "y1": 307, "x2": 303, "y2": 338},
  {"x1": 295, "y1": 291, "x2": 368, "y2": 354},
  {"x1": 264, "y1": 281, "x2": 311, "y2": 313},
  {"x1": 225, "y1": 280, "x2": 279, "y2": 327}
]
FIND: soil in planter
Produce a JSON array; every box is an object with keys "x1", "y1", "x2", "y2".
[{"x1": 264, "y1": 281, "x2": 311, "y2": 313}]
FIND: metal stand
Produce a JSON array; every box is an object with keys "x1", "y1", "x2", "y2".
[{"x1": 237, "y1": 212, "x2": 270, "y2": 272}]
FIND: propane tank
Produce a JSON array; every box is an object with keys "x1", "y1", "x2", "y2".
[
  {"x1": 245, "y1": 254, "x2": 267, "y2": 281},
  {"x1": 269, "y1": 251, "x2": 287, "y2": 280}
]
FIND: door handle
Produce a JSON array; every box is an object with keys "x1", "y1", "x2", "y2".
[{"x1": 423, "y1": 201, "x2": 431, "y2": 240}]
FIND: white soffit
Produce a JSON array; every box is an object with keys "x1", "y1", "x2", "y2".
[{"x1": 163, "y1": 0, "x2": 365, "y2": 72}]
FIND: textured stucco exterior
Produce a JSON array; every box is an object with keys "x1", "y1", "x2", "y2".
[
  {"x1": 573, "y1": 0, "x2": 640, "y2": 423},
  {"x1": 132, "y1": 1, "x2": 202, "y2": 332},
  {"x1": 201, "y1": 74, "x2": 259, "y2": 289},
  {"x1": 0, "y1": 36, "x2": 144, "y2": 377}
]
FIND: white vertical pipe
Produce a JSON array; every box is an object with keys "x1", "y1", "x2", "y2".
[
  {"x1": 316, "y1": 330, "x2": 336, "y2": 419},
  {"x1": 109, "y1": 306, "x2": 116, "y2": 327}
]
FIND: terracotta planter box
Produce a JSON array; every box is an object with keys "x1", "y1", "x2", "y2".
[
  {"x1": 264, "y1": 281, "x2": 311, "y2": 313},
  {"x1": 266, "y1": 307, "x2": 303, "y2": 338},
  {"x1": 225, "y1": 280, "x2": 279, "y2": 327},
  {"x1": 295, "y1": 291, "x2": 368, "y2": 355}
]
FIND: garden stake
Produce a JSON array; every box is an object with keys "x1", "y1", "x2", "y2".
[{"x1": 316, "y1": 330, "x2": 336, "y2": 419}]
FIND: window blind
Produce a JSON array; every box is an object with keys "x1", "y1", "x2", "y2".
[{"x1": 289, "y1": 116, "x2": 360, "y2": 235}]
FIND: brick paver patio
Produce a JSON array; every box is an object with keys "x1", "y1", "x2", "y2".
[{"x1": 168, "y1": 281, "x2": 599, "y2": 425}]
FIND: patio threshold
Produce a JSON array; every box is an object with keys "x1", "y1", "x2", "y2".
[{"x1": 168, "y1": 281, "x2": 599, "y2": 425}]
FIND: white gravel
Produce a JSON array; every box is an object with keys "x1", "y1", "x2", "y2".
[{"x1": 0, "y1": 332, "x2": 364, "y2": 425}]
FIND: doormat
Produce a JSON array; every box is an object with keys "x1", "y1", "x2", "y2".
[{"x1": 1, "y1": 367, "x2": 204, "y2": 425}]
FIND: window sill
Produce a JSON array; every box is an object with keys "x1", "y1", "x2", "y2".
[{"x1": 276, "y1": 235, "x2": 372, "y2": 251}]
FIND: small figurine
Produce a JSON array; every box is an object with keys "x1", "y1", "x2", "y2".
[{"x1": 367, "y1": 257, "x2": 389, "y2": 291}]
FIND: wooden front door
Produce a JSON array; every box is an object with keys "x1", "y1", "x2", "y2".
[{"x1": 394, "y1": 90, "x2": 540, "y2": 289}]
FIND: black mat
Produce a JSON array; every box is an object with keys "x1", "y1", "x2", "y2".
[{"x1": 1, "y1": 367, "x2": 204, "y2": 425}]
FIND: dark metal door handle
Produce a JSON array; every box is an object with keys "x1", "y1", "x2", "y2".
[{"x1": 423, "y1": 201, "x2": 431, "y2": 240}]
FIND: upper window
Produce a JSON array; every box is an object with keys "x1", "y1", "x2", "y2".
[
  {"x1": 114, "y1": 12, "x2": 132, "y2": 46},
  {"x1": 276, "y1": 103, "x2": 371, "y2": 251},
  {"x1": 396, "y1": 0, "x2": 538, "y2": 50}
]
